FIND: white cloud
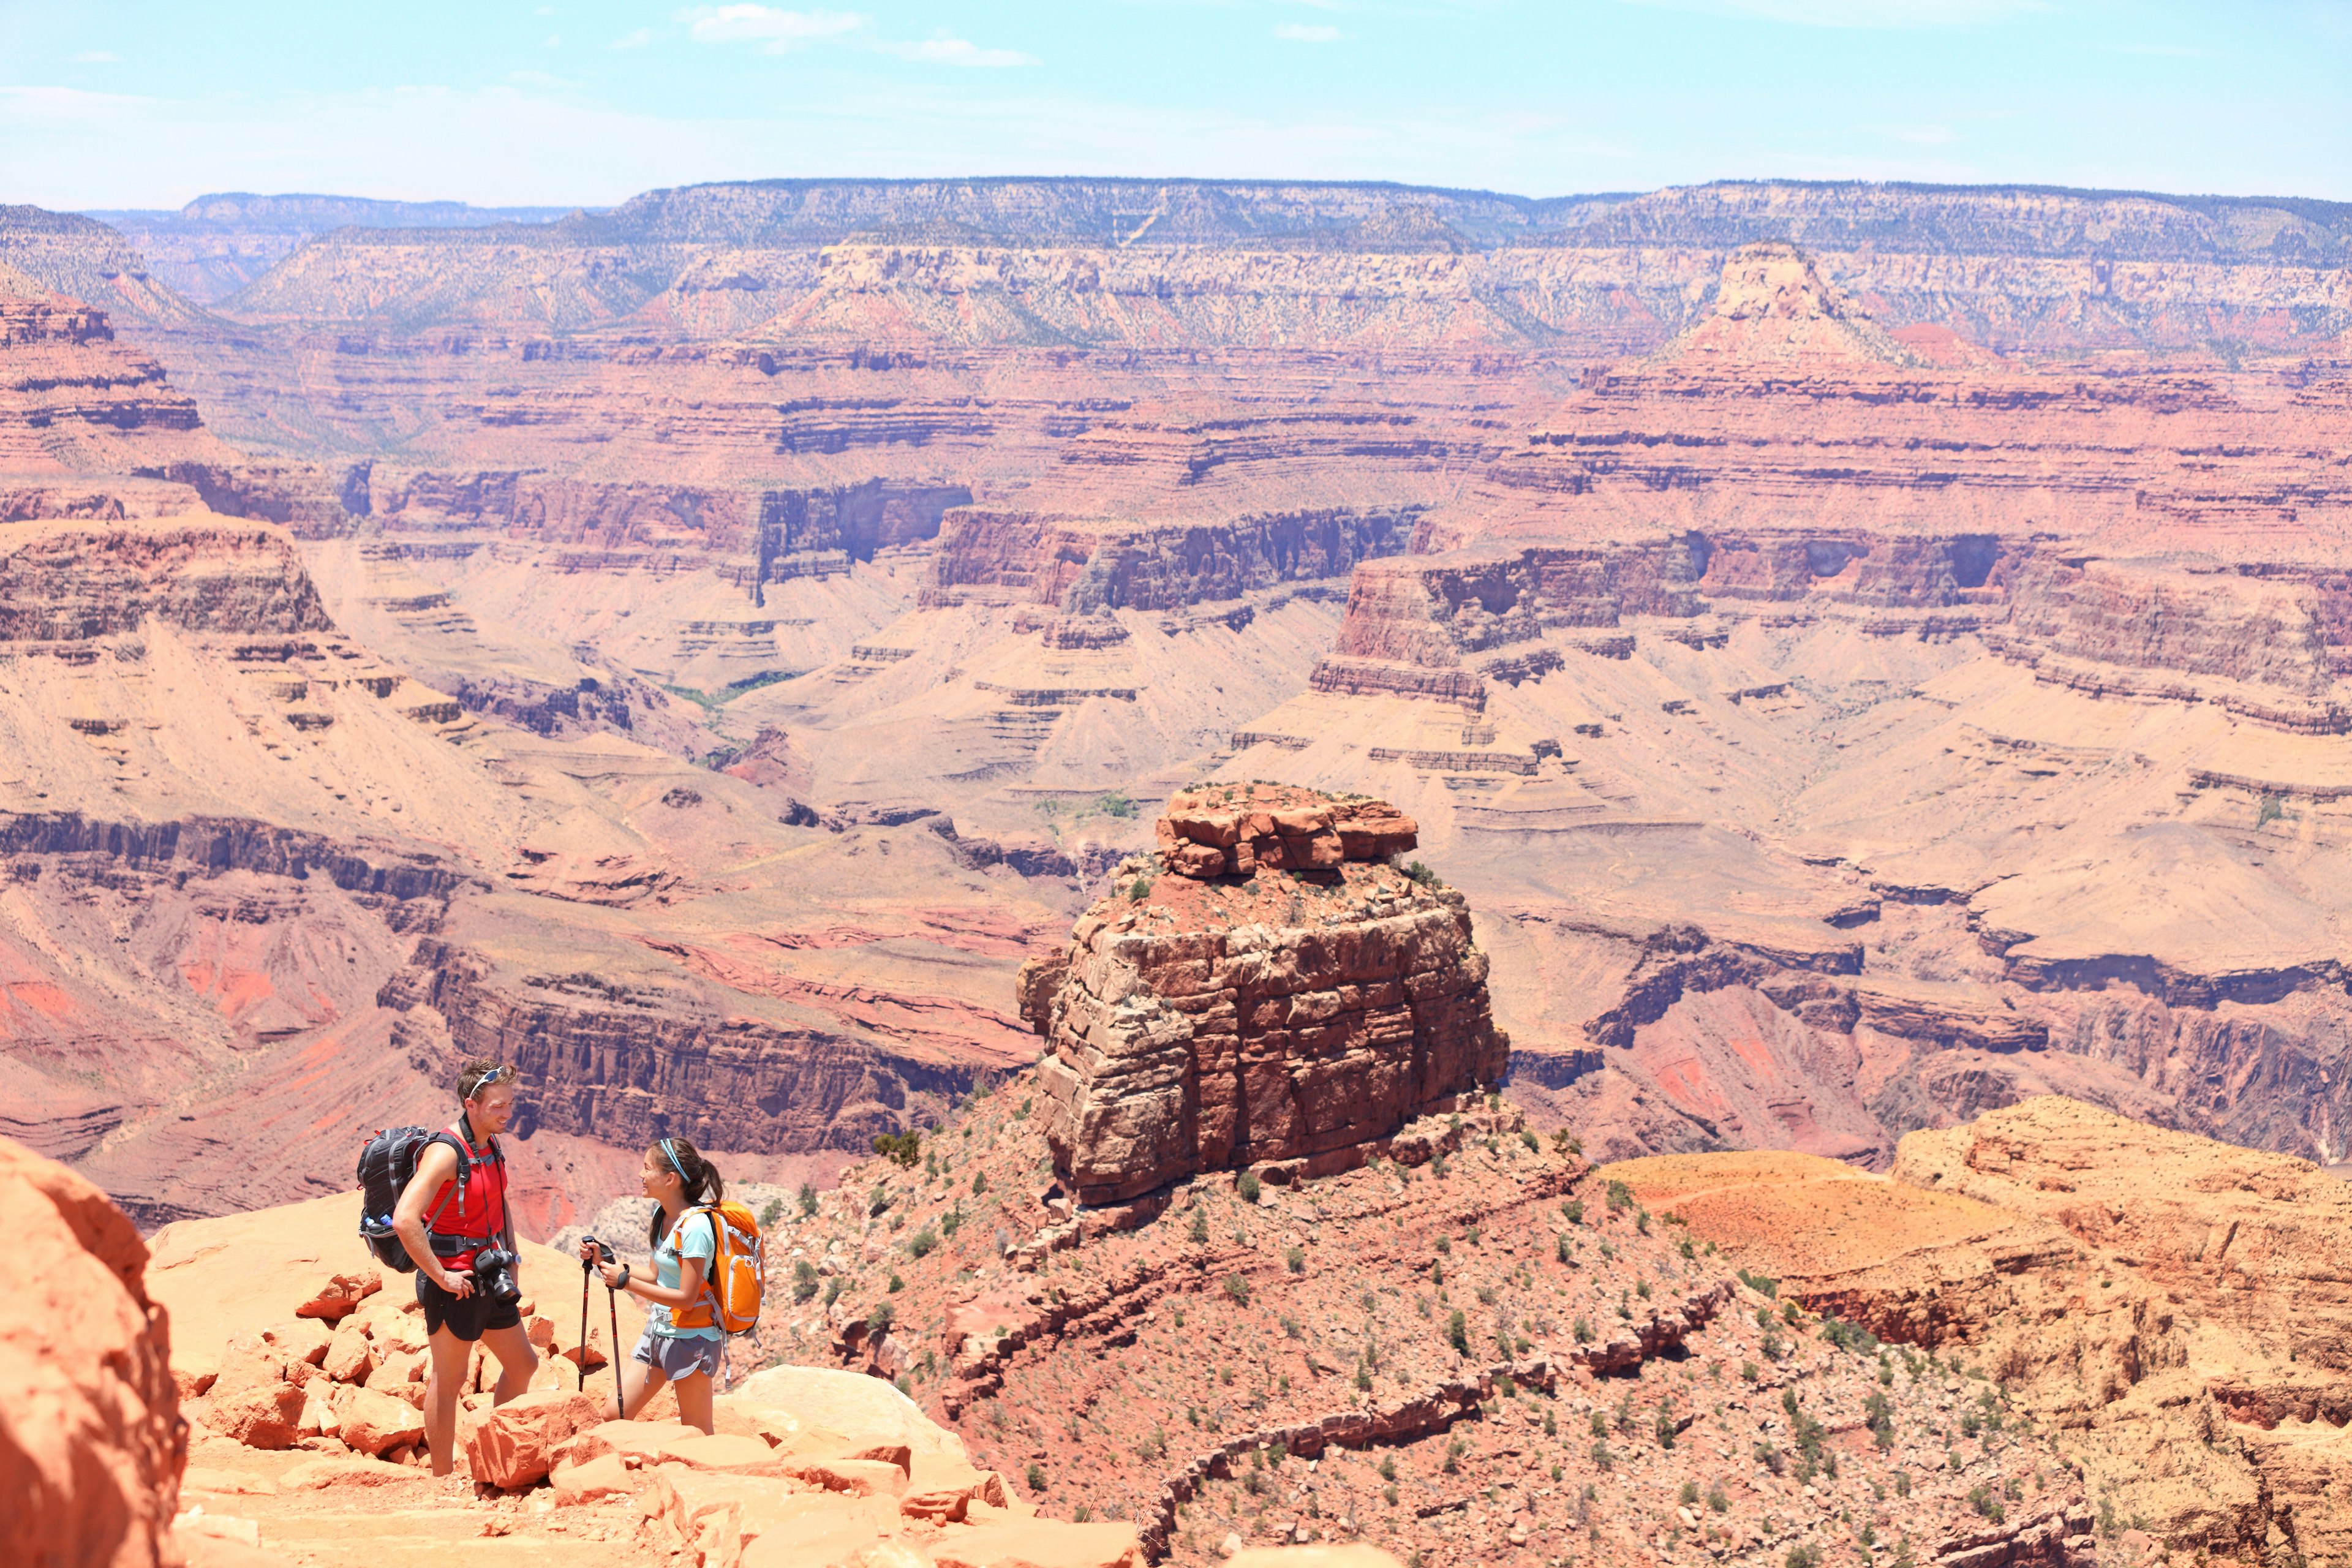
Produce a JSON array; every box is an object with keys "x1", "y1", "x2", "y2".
[
  {"x1": 682, "y1": 8, "x2": 1031, "y2": 66},
  {"x1": 1616, "y1": 0, "x2": 2042, "y2": 25},
  {"x1": 70, "y1": 51, "x2": 119, "y2": 64},
  {"x1": 544, "y1": 32, "x2": 562, "y2": 47},
  {"x1": 682, "y1": 6, "x2": 869, "y2": 50},
  {"x1": 876, "y1": 35, "x2": 1038, "y2": 67},
  {"x1": 612, "y1": 27, "x2": 654, "y2": 48},
  {"x1": 1274, "y1": 23, "x2": 1341, "y2": 42}
]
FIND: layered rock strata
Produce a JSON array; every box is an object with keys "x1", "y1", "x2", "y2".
[{"x1": 1020, "y1": 789, "x2": 1506, "y2": 1204}]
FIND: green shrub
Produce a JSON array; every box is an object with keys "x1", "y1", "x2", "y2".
[
  {"x1": 1237, "y1": 1170, "x2": 1262, "y2": 1204},
  {"x1": 1223, "y1": 1274, "x2": 1251, "y2": 1306},
  {"x1": 1786, "y1": 1546, "x2": 1822, "y2": 1568},
  {"x1": 1188, "y1": 1205, "x2": 1209, "y2": 1243},
  {"x1": 872, "y1": 1129, "x2": 921, "y2": 1168},
  {"x1": 793, "y1": 1260, "x2": 820, "y2": 1303},
  {"x1": 1447, "y1": 1310, "x2": 1469, "y2": 1354},
  {"x1": 1026, "y1": 1463, "x2": 1047, "y2": 1493},
  {"x1": 797, "y1": 1182, "x2": 817, "y2": 1216},
  {"x1": 909, "y1": 1227, "x2": 939, "y2": 1259},
  {"x1": 758, "y1": 1197, "x2": 785, "y2": 1230}
]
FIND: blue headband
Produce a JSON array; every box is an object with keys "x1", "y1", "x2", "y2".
[{"x1": 660, "y1": 1139, "x2": 690, "y2": 1183}]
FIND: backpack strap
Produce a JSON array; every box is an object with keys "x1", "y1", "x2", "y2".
[
  {"x1": 671, "y1": 1205, "x2": 726, "y2": 1329},
  {"x1": 420, "y1": 1129, "x2": 474, "y2": 1232}
]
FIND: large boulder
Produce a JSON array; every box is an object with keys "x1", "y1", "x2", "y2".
[
  {"x1": 726, "y1": 1368, "x2": 971, "y2": 1461},
  {"x1": 0, "y1": 1135, "x2": 184, "y2": 1568},
  {"x1": 929, "y1": 1521, "x2": 1146, "y2": 1568},
  {"x1": 336, "y1": 1387, "x2": 425, "y2": 1458},
  {"x1": 195, "y1": 1383, "x2": 306, "y2": 1450},
  {"x1": 462, "y1": 1389, "x2": 603, "y2": 1489}
]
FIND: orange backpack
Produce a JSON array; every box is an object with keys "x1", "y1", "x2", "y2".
[{"x1": 669, "y1": 1201, "x2": 764, "y2": 1335}]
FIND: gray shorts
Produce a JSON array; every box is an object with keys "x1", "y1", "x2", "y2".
[{"x1": 633, "y1": 1330, "x2": 724, "y2": 1382}]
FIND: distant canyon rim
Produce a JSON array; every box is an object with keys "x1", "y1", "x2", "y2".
[{"x1": 2, "y1": 176, "x2": 2351, "y2": 1233}]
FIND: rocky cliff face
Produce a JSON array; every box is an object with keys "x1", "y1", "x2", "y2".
[
  {"x1": 932, "y1": 508, "x2": 1417, "y2": 614},
  {"x1": 1019, "y1": 788, "x2": 1505, "y2": 1204},
  {"x1": 1611, "y1": 1098, "x2": 2352, "y2": 1568},
  {"x1": 767, "y1": 1069, "x2": 2094, "y2": 1568},
  {"x1": 0, "y1": 1135, "x2": 183, "y2": 1568}
]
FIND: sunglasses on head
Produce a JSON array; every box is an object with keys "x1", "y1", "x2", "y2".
[{"x1": 468, "y1": 1066, "x2": 514, "y2": 1098}]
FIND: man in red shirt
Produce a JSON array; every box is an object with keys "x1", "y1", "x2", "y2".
[{"x1": 391, "y1": 1060, "x2": 541, "y2": 1476}]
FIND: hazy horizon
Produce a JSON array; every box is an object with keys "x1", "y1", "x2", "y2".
[{"x1": 5, "y1": 1, "x2": 2348, "y2": 211}]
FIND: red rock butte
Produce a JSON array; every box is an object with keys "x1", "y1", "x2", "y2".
[{"x1": 1019, "y1": 787, "x2": 1507, "y2": 1204}]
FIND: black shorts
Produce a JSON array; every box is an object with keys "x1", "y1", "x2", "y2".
[{"x1": 417, "y1": 1268, "x2": 522, "y2": 1342}]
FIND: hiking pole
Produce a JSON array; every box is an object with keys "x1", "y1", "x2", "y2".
[
  {"x1": 596, "y1": 1240, "x2": 624, "y2": 1417},
  {"x1": 577, "y1": 1246, "x2": 594, "y2": 1393}
]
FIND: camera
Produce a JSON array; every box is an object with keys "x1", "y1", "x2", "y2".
[{"x1": 470, "y1": 1246, "x2": 522, "y2": 1307}]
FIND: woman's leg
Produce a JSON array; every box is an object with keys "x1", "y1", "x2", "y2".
[
  {"x1": 479, "y1": 1322, "x2": 540, "y2": 1406},
  {"x1": 672, "y1": 1370, "x2": 714, "y2": 1435},
  {"x1": 611, "y1": 1347, "x2": 671, "y2": 1421},
  {"x1": 421, "y1": 1327, "x2": 473, "y2": 1476}
]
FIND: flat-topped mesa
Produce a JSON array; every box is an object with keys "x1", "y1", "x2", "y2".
[
  {"x1": 1154, "y1": 782, "x2": 1421, "y2": 880},
  {"x1": 1020, "y1": 786, "x2": 1507, "y2": 1205}
]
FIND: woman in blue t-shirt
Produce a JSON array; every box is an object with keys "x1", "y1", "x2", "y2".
[{"x1": 581, "y1": 1136, "x2": 728, "y2": 1433}]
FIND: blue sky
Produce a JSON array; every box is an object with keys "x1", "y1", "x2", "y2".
[{"x1": 2, "y1": 1, "x2": 2347, "y2": 210}]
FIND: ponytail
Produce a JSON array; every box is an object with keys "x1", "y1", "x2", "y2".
[{"x1": 649, "y1": 1136, "x2": 725, "y2": 1250}]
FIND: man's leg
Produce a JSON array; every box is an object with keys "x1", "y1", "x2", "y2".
[
  {"x1": 422, "y1": 1326, "x2": 473, "y2": 1477},
  {"x1": 480, "y1": 1322, "x2": 540, "y2": 1406}
]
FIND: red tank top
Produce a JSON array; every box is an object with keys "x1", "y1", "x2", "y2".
[{"x1": 424, "y1": 1125, "x2": 505, "y2": 1269}]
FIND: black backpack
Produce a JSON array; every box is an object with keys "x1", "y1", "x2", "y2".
[{"x1": 355, "y1": 1125, "x2": 474, "y2": 1271}]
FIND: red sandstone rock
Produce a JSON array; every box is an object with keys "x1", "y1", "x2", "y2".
[
  {"x1": 295, "y1": 1272, "x2": 381, "y2": 1322},
  {"x1": 336, "y1": 1387, "x2": 426, "y2": 1458},
  {"x1": 930, "y1": 1521, "x2": 1146, "y2": 1568},
  {"x1": 461, "y1": 1389, "x2": 604, "y2": 1489},
  {"x1": 1031, "y1": 791, "x2": 1506, "y2": 1204},
  {"x1": 200, "y1": 1382, "x2": 307, "y2": 1450},
  {"x1": 0, "y1": 1136, "x2": 183, "y2": 1568}
]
